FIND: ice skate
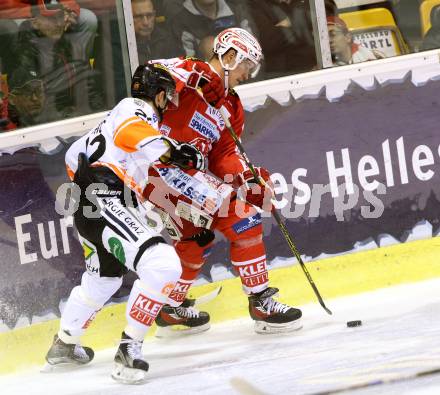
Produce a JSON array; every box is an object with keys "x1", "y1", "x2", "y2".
[
  {"x1": 111, "y1": 332, "x2": 149, "y2": 384},
  {"x1": 155, "y1": 298, "x2": 210, "y2": 337},
  {"x1": 248, "y1": 287, "x2": 302, "y2": 334},
  {"x1": 42, "y1": 332, "x2": 94, "y2": 372}
]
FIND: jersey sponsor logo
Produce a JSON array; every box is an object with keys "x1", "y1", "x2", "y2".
[
  {"x1": 123, "y1": 216, "x2": 145, "y2": 235},
  {"x1": 157, "y1": 208, "x2": 183, "y2": 240},
  {"x1": 108, "y1": 237, "x2": 126, "y2": 264},
  {"x1": 193, "y1": 172, "x2": 234, "y2": 202},
  {"x1": 176, "y1": 201, "x2": 213, "y2": 229},
  {"x1": 237, "y1": 258, "x2": 268, "y2": 288},
  {"x1": 80, "y1": 236, "x2": 100, "y2": 275},
  {"x1": 133, "y1": 98, "x2": 146, "y2": 108},
  {"x1": 161, "y1": 282, "x2": 176, "y2": 296},
  {"x1": 85, "y1": 261, "x2": 99, "y2": 275},
  {"x1": 206, "y1": 106, "x2": 225, "y2": 130},
  {"x1": 189, "y1": 111, "x2": 220, "y2": 142},
  {"x1": 82, "y1": 241, "x2": 95, "y2": 260},
  {"x1": 243, "y1": 271, "x2": 268, "y2": 288},
  {"x1": 193, "y1": 171, "x2": 222, "y2": 189},
  {"x1": 156, "y1": 167, "x2": 221, "y2": 213},
  {"x1": 129, "y1": 294, "x2": 163, "y2": 326},
  {"x1": 103, "y1": 199, "x2": 145, "y2": 236},
  {"x1": 169, "y1": 281, "x2": 191, "y2": 302},
  {"x1": 159, "y1": 124, "x2": 172, "y2": 136},
  {"x1": 232, "y1": 213, "x2": 262, "y2": 234}
]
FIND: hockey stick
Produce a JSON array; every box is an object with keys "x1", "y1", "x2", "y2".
[
  {"x1": 308, "y1": 366, "x2": 440, "y2": 395},
  {"x1": 192, "y1": 286, "x2": 222, "y2": 306},
  {"x1": 219, "y1": 108, "x2": 332, "y2": 315}
]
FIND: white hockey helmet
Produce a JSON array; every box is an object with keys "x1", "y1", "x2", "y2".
[{"x1": 213, "y1": 28, "x2": 263, "y2": 78}]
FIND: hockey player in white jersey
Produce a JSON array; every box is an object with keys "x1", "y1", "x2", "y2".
[{"x1": 44, "y1": 63, "x2": 205, "y2": 384}]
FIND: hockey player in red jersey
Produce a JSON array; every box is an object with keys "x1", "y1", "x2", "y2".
[{"x1": 146, "y1": 28, "x2": 302, "y2": 335}]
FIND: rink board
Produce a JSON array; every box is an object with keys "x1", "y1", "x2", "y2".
[{"x1": 1, "y1": 236, "x2": 439, "y2": 375}]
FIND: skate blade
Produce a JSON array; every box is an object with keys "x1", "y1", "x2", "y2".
[
  {"x1": 254, "y1": 319, "x2": 303, "y2": 334},
  {"x1": 40, "y1": 361, "x2": 88, "y2": 373},
  {"x1": 155, "y1": 323, "x2": 210, "y2": 338},
  {"x1": 111, "y1": 362, "x2": 148, "y2": 384}
]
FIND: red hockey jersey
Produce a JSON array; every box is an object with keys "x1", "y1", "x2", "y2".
[{"x1": 153, "y1": 57, "x2": 247, "y2": 181}]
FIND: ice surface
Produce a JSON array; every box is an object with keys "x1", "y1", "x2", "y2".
[{"x1": 2, "y1": 278, "x2": 440, "y2": 395}]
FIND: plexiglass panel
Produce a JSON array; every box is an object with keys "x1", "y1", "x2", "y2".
[{"x1": 0, "y1": 0, "x2": 131, "y2": 131}]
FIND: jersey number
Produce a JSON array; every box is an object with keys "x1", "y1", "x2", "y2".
[{"x1": 86, "y1": 134, "x2": 106, "y2": 164}]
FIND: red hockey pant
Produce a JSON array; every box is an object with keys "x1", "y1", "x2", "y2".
[{"x1": 167, "y1": 199, "x2": 269, "y2": 306}]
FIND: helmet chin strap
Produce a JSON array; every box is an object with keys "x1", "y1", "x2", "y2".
[
  {"x1": 218, "y1": 53, "x2": 235, "y2": 94},
  {"x1": 224, "y1": 69, "x2": 229, "y2": 93},
  {"x1": 153, "y1": 96, "x2": 166, "y2": 122}
]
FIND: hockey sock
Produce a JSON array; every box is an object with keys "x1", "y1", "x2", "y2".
[
  {"x1": 60, "y1": 273, "x2": 122, "y2": 339},
  {"x1": 125, "y1": 279, "x2": 167, "y2": 341},
  {"x1": 126, "y1": 243, "x2": 182, "y2": 340},
  {"x1": 167, "y1": 264, "x2": 201, "y2": 307},
  {"x1": 231, "y1": 239, "x2": 268, "y2": 295}
]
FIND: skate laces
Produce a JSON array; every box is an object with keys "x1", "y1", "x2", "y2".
[
  {"x1": 176, "y1": 305, "x2": 200, "y2": 318},
  {"x1": 261, "y1": 295, "x2": 290, "y2": 315},
  {"x1": 121, "y1": 338, "x2": 143, "y2": 361},
  {"x1": 73, "y1": 344, "x2": 89, "y2": 360}
]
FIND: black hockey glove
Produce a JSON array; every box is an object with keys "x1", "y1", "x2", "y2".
[
  {"x1": 160, "y1": 138, "x2": 206, "y2": 171},
  {"x1": 73, "y1": 152, "x2": 93, "y2": 189}
]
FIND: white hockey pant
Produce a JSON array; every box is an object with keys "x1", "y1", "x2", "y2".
[
  {"x1": 59, "y1": 243, "x2": 181, "y2": 343},
  {"x1": 60, "y1": 272, "x2": 122, "y2": 343},
  {"x1": 124, "y1": 242, "x2": 181, "y2": 341}
]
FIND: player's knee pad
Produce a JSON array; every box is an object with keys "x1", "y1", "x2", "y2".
[
  {"x1": 125, "y1": 278, "x2": 167, "y2": 340},
  {"x1": 175, "y1": 238, "x2": 213, "y2": 266},
  {"x1": 80, "y1": 271, "x2": 123, "y2": 307},
  {"x1": 136, "y1": 242, "x2": 182, "y2": 293}
]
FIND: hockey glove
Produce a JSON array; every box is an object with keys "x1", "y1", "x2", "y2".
[
  {"x1": 187, "y1": 62, "x2": 225, "y2": 109},
  {"x1": 236, "y1": 167, "x2": 274, "y2": 211},
  {"x1": 160, "y1": 138, "x2": 206, "y2": 171}
]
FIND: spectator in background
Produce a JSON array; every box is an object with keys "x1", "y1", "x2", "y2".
[
  {"x1": 0, "y1": 19, "x2": 19, "y2": 76},
  {"x1": 247, "y1": 0, "x2": 338, "y2": 79},
  {"x1": 6, "y1": 68, "x2": 46, "y2": 129},
  {"x1": 171, "y1": 0, "x2": 256, "y2": 59},
  {"x1": 248, "y1": 0, "x2": 314, "y2": 78},
  {"x1": 15, "y1": 3, "x2": 102, "y2": 122},
  {"x1": 198, "y1": 35, "x2": 215, "y2": 60},
  {"x1": 0, "y1": 1, "x2": 97, "y2": 62},
  {"x1": 0, "y1": 75, "x2": 14, "y2": 131},
  {"x1": 327, "y1": 16, "x2": 385, "y2": 66},
  {"x1": 421, "y1": 5, "x2": 440, "y2": 51},
  {"x1": 152, "y1": 0, "x2": 183, "y2": 22},
  {"x1": 132, "y1": 0, "x2": 184, "y2": 64}
]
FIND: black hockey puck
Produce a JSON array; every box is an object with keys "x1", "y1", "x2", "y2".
[{"x1": 347, "y1": 320, "x2": 362, "y2": 327}]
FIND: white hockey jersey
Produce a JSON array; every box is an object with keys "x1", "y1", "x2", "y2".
[{"x1": 65, "y1": 97, "x2": 169, "y2": 196}]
